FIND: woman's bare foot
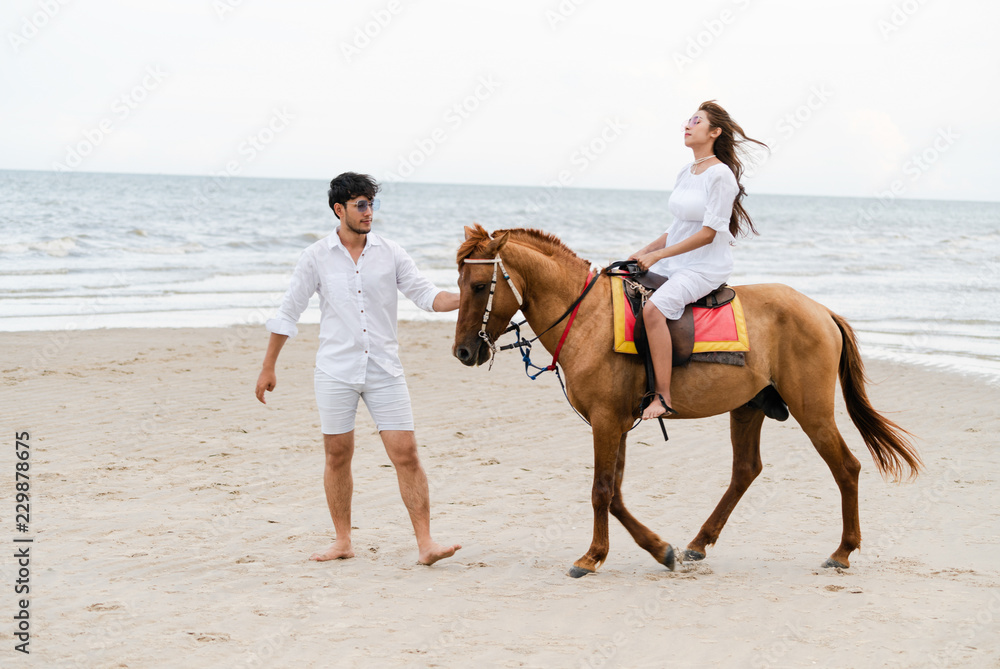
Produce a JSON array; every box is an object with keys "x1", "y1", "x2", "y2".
[
  {"x1": 309, "y1": 541, "x2": 355, "y2": 562},
  {"x1": 642, "y1": 392, "x2": 674, "y2": 420},
  {"x1": 417, "y1": 542, "x2": 462, "y2": 566}
]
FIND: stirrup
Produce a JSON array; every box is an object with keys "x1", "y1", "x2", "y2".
[
  {"x1": 641, "y1": 392, "x2": 675, "y2": 417},
  {"x1": 640, "y1": 393, "x2": 675, "y2": 442}
]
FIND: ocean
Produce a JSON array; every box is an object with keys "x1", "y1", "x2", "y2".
[{"x1": 2, "y1": 169, "x2": 998, "y2": 380}]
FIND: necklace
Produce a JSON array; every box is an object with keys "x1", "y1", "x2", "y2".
[{"x1": 690, "y1": 154, "x2": 716, "y2": 174}]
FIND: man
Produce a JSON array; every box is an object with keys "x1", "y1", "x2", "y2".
[{"x1": 255, "y1": 172, "x2": 461, "y2": 566}]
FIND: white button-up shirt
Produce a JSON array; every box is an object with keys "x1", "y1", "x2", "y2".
[{"x1": 266, "y1": 228, "x2": 442, "y2": 383}]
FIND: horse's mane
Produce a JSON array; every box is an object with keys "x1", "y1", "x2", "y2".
[{"x1": 456, "y1": 224, "x2": 590, "y2": 268}]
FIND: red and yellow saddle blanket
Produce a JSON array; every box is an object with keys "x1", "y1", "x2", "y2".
[{"x1": 610, "y1": 276, "x2": 750, "y2": 355}]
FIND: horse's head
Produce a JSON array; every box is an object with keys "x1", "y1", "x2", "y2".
[{"x1": 453, "y1": 224, "x2": 522, "y2": 367}]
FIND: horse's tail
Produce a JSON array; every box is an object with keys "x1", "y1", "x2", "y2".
[{"x1": 831, "y1": 312, "x2": 922, "y2": 481}]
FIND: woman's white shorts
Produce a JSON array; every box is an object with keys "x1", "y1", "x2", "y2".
[
  {"x1": 647, "y1": 269, "x2": 723, "y2": 321},
  {"x1": 313, "y1": 361, "x2": 414, "y2": 435}
]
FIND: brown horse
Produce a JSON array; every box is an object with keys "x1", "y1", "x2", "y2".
[{"x1": 452, "y1": 224, "x2": 921, "y2": 578}]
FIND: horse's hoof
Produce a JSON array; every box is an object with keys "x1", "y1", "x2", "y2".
[
  {"x1": 684, "y1": 549, "x2": 706, "y2": 562},
  {"x1": 567, "y1": 566, "x2": 595, "y2": 579},
  {"x1": 822, "y1": 558, "x2": 849, "y2": 569},
  {"x1": 662, "y1": 545, "x2": 676, "y2": 571}
]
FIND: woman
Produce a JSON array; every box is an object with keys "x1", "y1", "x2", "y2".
[{"x1": 631, "y1": 101, "x2": 767, "y2": 420}]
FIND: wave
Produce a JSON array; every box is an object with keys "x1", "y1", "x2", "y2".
[
  {"x1": 123, "y1": 243, "x2": 205, "y2": 255},
  {"x1": 0, "y1": 237, "x2": 78, "y2": 257}
]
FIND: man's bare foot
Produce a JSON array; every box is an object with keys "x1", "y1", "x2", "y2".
[
  {"x1": 309, "y1": 542, "x2": 355, "y2": 562},
  {"x1": 641, "y1": 392, "x2": 674, "y2": 420},
  {"x1": 417, "y1": 542, "x2": 462, "y2": 566}
]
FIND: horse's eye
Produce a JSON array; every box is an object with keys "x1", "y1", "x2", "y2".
[{"x1": 473, "y1": 283, "x2": 487, "y2": 293}]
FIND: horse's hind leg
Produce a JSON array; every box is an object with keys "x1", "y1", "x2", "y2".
[
  {"x1": 686, "y1": 405, "x2": 765, "y2": 561},
  {"x1": 608, "y1": 435, "x2": 676, "y2": 571},
  {"x1": 792, "y1": 410, "x2": 862, "y2": 568},
  {"x1": 773, "y1": 306, "x2": 863, "y2": 567}
]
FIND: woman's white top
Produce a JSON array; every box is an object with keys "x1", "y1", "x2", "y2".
[{"x1": 655, "y1": 162, "x2": 740, "y2": 285}]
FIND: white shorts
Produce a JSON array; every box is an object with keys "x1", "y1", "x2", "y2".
[
  {"x1": 648, "y1": 269, "x2": 724, "y2": 321},
  {"x1": 313, "y1": 361, "x2": 414, "y2": 435}
]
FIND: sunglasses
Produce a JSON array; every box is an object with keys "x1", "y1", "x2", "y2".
[
  {"x1": 349, "y1": 198, "x2": 380, "y2": 213},
  {"x1": 685, "y1": 115, "x2": 703, "y2": 128}
]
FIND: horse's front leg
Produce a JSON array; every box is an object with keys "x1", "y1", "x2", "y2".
[
  {"x1": 608, "y1": 435, "x2": 676, "y2": 571},
  {"x1": 568, "y1": 420, "x2": 622, "y2": 578}
]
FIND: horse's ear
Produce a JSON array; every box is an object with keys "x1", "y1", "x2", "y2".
[
  {"x1": 464, "y1": 225, "x2": 476, "y2": 240},
  {"x1": 485, "y1": 230, "x2": 510, "y2": 256}
]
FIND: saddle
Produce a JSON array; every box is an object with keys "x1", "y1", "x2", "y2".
[
  {"x1": 606, "y1": 261, "x2": 788, "y2": 424},
  {"x1": 607, "y1": 261, "x2": 737, "y2": 367}
]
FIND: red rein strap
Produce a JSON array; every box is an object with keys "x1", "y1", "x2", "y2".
[{"x1": 547, "y1": 271, "x2": 594, "y2": 370}]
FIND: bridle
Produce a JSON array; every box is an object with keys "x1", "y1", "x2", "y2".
[
  {"x1": 463, "y1": 253, "x2": 523, "y2": 355},
  {"x1": 462, "y1": 248, "x2": 599, "y2": 377}
]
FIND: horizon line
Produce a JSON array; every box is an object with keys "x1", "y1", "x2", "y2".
[{"x1": 1, "y1": 166, "x2": 997, "y2": 207}]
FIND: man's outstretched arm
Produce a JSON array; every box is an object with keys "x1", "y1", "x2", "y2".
[
  {"x1": 432, "y1": 291, "x2": 459, "y2": 312},
  {"x1": 255, "y1": 333, "x2": 289, "y2": 404}
]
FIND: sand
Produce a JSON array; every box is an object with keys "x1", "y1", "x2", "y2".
[{"x1": 2, "y1": 322, "x2": 999, "y2": 668}]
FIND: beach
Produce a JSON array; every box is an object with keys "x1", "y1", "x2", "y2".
[{"x1": 3, "y1": 322, "x2": 999, "y2": 667}]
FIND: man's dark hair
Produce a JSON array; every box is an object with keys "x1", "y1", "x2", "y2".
[{"x1": 328, "y1": 172, "x2": 380, "y2": 219}]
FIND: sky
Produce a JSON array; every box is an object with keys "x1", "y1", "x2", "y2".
[{"x1": 3, "y1": 0, "x2": 998, "y2": 202}]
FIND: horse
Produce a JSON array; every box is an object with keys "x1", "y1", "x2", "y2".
[{"x1": 452, "y1": 224, "x2": 921, "y2": 578}]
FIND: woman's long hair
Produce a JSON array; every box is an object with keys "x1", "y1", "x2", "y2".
[{"x1": 699, "y1": 100, "x2": 768, "y2": 237}]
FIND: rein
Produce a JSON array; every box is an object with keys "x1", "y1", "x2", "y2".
[
  {"x1": 502, "y1": 269, "x2": 598, "y2": 377},
  {"x1": 463, "y1": 249, "x2": 602, "y2": 425}
]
